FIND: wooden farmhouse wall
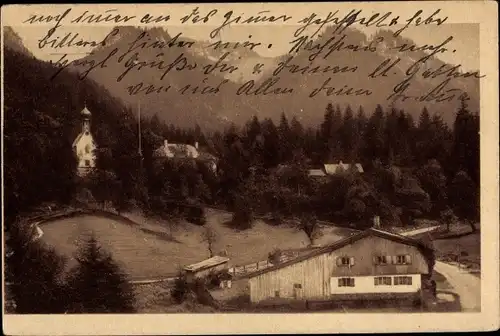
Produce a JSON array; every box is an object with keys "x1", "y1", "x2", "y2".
[{"x1": 248, "y1": 235, "x2": 429, "y2": 303}]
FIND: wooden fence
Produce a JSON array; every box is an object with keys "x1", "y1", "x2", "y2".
[
  {"x1": 229, "y1": 260, "x2": 272, "y2": 277},
  {"x1": 228, "y1": 252, "x2": 302, "y2": 278},
  {"x1": 438, "y1": 253, "x2": 481, "y2": 274}
]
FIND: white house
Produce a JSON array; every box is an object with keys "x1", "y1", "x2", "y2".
[
  {"x1": 153, "y1": 139, "x2": 200, "y2": 159},
  {"x1": 72, "y1": 106, "x2": 97, "y2": 176},
  {"x1": 153, "y1": 139, "x2": 218, "y2": 172}
]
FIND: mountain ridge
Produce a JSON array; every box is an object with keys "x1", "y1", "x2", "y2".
[{"x1": 4, "y1": 25, "x2": 480, "y2": 129}]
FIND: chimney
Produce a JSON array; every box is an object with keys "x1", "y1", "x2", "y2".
[
  {"x1": 373, "y1": 215, "x2": 381, "y2": 228},
  {"x1": 163, "y1": 139, "x2": 169, "y2": 155},
  {"x1": 195, "y1": 141, "x2": 199, "y2": 150}
]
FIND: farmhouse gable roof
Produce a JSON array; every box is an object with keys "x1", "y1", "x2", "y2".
[{"x1": 245, "y1": 228, "x2": 434, "y2": 279}]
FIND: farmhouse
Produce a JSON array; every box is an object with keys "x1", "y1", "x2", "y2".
[
  {"x1": 246, "y1": 228, "x2": 434, "y2": 304},
  {"x1": 184, "y1": 256, "x2": 230, "y2": 283}
]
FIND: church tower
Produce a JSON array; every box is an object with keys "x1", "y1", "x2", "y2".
[{"x1": 72, "y1": 105, "x2": 97, "y2": 176}]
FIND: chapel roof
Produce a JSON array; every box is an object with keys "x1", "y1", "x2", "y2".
[{"x1": 81, "y1": 106, "x2": 91, "y2": 116}]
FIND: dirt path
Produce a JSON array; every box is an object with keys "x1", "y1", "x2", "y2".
[
  {"x1": 401, "y1": 225, "x2": 481, "y2": 312},
  {"x1": 433, "y1": 261, "x2": 481, "y2": 311}
]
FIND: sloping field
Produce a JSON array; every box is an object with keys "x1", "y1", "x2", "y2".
[
  {"x1": 41, "y1": 214, "x2": 207, "y2": 279},
  {"x1": 204, "y1": 208, "x2": 353, "y2": 266},
  {"x1": 41, "y1": 209, "x2": 354, "y2": 280}
]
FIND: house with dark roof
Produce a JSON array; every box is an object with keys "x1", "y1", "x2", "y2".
[{"x1": 245, "y1": 227, "x2": 434, "y2": 304}]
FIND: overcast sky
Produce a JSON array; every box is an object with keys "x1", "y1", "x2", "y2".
[{"x1": 12, "y1": 23, "x2": 479, "y2": 71}]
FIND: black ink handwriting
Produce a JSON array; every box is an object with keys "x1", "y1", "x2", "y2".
[
  {"x1": 273, "y1": 55, "x2": 358, "y2": 77},
  {"x1": 393, "y1": 9, "x2": 448, "y2": 37},
  {"x1": 295, "y1": 10, "x2": 400, "y2": 39},
  {"x1": 180, "y1": 7, "x2": 218, "y2": 24},
  {"x1": 387, "y1": 78, "x2": 470, "y2": 104},
  {"x1": 289, "y1": 34, "x2": 383, "y2": 61},
  {"x1": 117, "y1": 53, "x2": 197, "y2": 82},
  {"x1": 236, "y1": 77, "x2": 294, "y2": 96},
  {"x1": 39, "y1": 27, "x2": 119, "y2": 50},
  {"x1": 309, "y1": 77, "x2": 372, "y2": 98},
  {"x1": 70, "y1": 9, "x2": 135, "y2": 24},
  {"x1": 210, "y1": 10, "x2": 292, "y2": 39},
  {"x1": 23, "y1": 8, "x2": 72, "y2": 34}
]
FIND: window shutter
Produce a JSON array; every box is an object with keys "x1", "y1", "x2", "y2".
[
  {"x1": 336, "y1": 257, "x2": 342, "y2": 266},
  {"x1": 373, "y1": 256, "x2": 378, "y2": 265},
  {"x1": 349, "y1": 257, "x2": 355, "y2": 266},
  {"x1": 406, "y1": 255, "x2": 412, "y2": 264},
  {"x1": 387, "y1": 255, "x2": 392, "y2": 264}
]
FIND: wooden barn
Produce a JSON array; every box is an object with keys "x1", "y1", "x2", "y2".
[
  {"x1": 184, "y1": 256, "x2": 230, "y2": 283},
  {"x1": 246, "y1": 228, "x2": 434, "y2": 304}
]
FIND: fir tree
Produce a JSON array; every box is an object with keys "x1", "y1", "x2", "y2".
[
  {"x1": 278, "y1": 112, "x2": 292, "y2": 162},
  {"x1": 362, "y1": 104, "x2": 386, "y2": 166},
  {"x1": 65, "y1": 235, "x2": 136, "y2": 313},
  {"x1": 340, "y1": 105, "x2": 358, "y2": 161}
]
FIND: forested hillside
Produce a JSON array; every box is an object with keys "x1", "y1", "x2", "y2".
[{"x1": 4, "y1": 20, "x2": 480, "y2": 233}]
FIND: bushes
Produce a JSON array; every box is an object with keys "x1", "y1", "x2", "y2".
[
  {"x1": 231, "y1": 196, "x2": 254, "y2": 230},
  {"x1": 184, "y1": 203, "x2": 206, "y2": 226},
  {"x1": 299, "y1": 213, "x2": 320, "y2": 245},
  {"x1": 148, "y1": 198, "x2": 206, "y2": 226},
  {"x1": 171, "y1": 272, "x2": 190, "y2": 304},
  {"x1": 170, "y1": 273, "x2": 217, "y2": 308},
  {"x1": 268, "y1": 248, "x2": 283, "y2": 265},
  {"x1": 205, "y1": 270, "x2": 232, "y2": 289},
  {"x1": 6, "y1": 222, "x2": 68, "y2": 313}
]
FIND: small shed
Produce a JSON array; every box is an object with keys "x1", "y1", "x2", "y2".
[
  {"x1": 184, "y1": 256, "x2": 230, "y2": 282},
  {"x1": 308, "y1": 169, "x2": 327, "y2": 177}
]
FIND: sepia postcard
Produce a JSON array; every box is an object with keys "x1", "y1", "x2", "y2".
[{"x1": 1, "y1": 1, "x2": 499, "y2": 334}]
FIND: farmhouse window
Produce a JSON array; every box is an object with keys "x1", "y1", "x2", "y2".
[
  {"x1": 393, "y1": 255, "x2": 412, "y2": 265},
  {"x1": 374, "y1": 276, "x2": 392, "y2": 286},
  {"x1": 338, "y1": 277, "x2": 355, "y2": 287},
  {"x1": 394, "y1": 276, "x2": 413, "y2": 285},
  {"x1": 294, "y1": 284, "x2": 302, "y2": 289},
  {"x1": 373, "y1": 255, "x2": 391, "y2": 265},
  {"x1": 274, "y1": 290, "x2": 280, "y2": 297},
  {"x1": 84, "y1": 160, "x2": 90, "y2": 166},
  {"x1": 336, "y1": 257, "x2": 355, "y2": 266}
]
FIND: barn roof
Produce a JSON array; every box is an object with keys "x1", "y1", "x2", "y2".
[
  {"x1": 184, "y1": 256, "x2": 229, "y2": 273},
  {"x1": 308, "y1": 169, "x2": 326, "y2": 177},
  {"x1": 245, "y1": 228, "x2": 434, "y2": 279}
]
